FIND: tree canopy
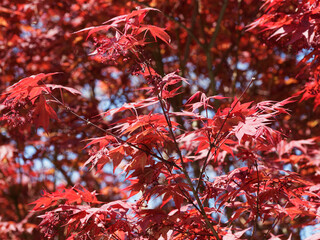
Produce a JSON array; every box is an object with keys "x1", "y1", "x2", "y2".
[{"x1": 0, "y1": 0, "x2": 320, "y2": 239}]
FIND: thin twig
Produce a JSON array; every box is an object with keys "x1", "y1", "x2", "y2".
[
  {"x1": 42, "y1": 87, "x2": 182, "y2": 171},
  {"x1": 251, "y1": 159, "x2": 260, "y2": 239},
  {"x1": 157, "y1": 90, "x2": 221, "y2": 239},
  {"x1": 264, "y1": 216, "x2": 280, "y2": 238},
  {"x1": 196, "y1": 77, "x2": 255, "y2": 193},
  {"x1": 137, "y1": 51, "x2": 221, "y2": 239}
]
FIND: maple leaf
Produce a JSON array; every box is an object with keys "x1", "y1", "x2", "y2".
[
  {"x1": 103, "y1": 7, "x2": 160, "y2": 26},
  {"x1": 232, "y1": 114, "x2": 272, "y2": 144},
  {"x1": 109, "y1": 146, "x2": 125, "y2": 173},
  {"x1": 32, "y1": 95, "x2": 58, "y2": 131},
  {"x1": 117, "y1": 113, "x2": 178, "y2": 136},
  {"x1": 185, "y1": 91, "x2": 226, "y2": 112},
  {"x1": 256, "y1": 98, "x2": 295, "y2": 114},
  {"x1": 162, "y1": 71, "x2": 189, "y2": 87},
  {"x1": 30, "y1": 193, "x2": 55, "y2": 212},
  {"x1": 2, "y1": 72, "x2": 60, "y2": 104},
  {"x1": 75, "y1": 7, "x2": 168, "y2": 62},
  {"x1": 223, "y1": 227, "x2": 250, "y2": 240},
  {"x1": 38, "y1": 202, "x2": 133, "y2": 239},
  {"x1": 83, "y1": 135, "x2": 117, "y2": 149},
  {"x1": 276, "y1": 138, "x2": 315, "y2": 157},
  {"x1": 44, "y1": 84, "x2": 81, "y2": 95},
  {"x1": 298, "y1": 80, "x2": 320, "y2": 110},
  {"x1": 247, "y1": 1, "x2": 318, "y2": 47},
  {"x1": 74, "y1": 25, "x2": 115, "y2": 40},
  {"x1": 268, "y1": 15, "x2": 315, "y2": 45},
  {"x1": 137, "y1": 25, "x2": 171, "y2": 45},
  {"x1": 101, "y1": 97, "x2": 159, "y2": 117},
  {"x1": 30, "y1": 186, "x2": 101, "y2": 212}
]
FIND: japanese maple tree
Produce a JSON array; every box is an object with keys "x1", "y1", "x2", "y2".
[{"x1": 1, "y1": 1, "x2": 320, "y2": 240}]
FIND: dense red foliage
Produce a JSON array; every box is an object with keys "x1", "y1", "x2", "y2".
[{"x1": 1, "y1": 1, "x2": 320, "y2": 239}]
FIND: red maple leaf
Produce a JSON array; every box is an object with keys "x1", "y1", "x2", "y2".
[{"x1": 32, "y1": 95, "x2": 58, "y2": 131}]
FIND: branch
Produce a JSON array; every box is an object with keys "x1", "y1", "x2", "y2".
[
  {"x1": 157, "y1": 90, "x2": 221, "y2": 240},
  {"x1": 208, "y1": 0, "x2": 229, "y2": 50},
  {"x1": 43, "y1": 89, "x2": 182, "y2": 172},
  {"x1": 139, "y1": 55, "x2": 220, "y2": 239},
  {"x1": 196, "y1": 77, "x2": 255, "y2": 193},
  {"x1": 230, "y1": 0, "x2": 242, "y2": 97},
  {"x1": 171, "y1": 0, "x2": 199, "y2": 125},
  {"x1": 181, "y1": 0, "x2": 199, "y2": 70},
  {"x1": 205, "y1": 0, "x2": 229, "y2": 95},
  {"x1": 251, "y1": 159, "x2": 260, "y2": 239}
]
